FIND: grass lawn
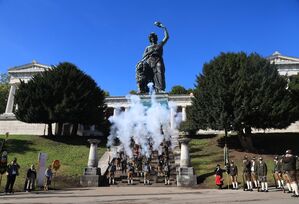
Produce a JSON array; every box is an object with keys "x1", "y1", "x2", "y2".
[{"x1": 0, "y1": 135, "x2": 106, "y2": 191}]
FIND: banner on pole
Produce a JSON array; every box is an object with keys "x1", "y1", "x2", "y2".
[{"x1": 37, "y1": 152, "x2": 47, "y2": 187}]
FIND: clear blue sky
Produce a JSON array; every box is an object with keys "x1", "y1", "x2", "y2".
[{"x1": 1, "y1": 0, "x2": 299, "y2": 95}]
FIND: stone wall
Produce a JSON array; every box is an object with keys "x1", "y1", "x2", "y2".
[{"x1": 0, "y1": 119, "x2": 51, "y2": 135}]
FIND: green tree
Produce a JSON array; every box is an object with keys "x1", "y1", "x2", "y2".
[
  {"x1": 0, "y1": 73, "x2": 10, "y2": 114},
  {"x1": 189, "y1": 52, "x2": 296, "y2": 150},
  {"x1": 289, "y1": 73, "x2": 299, "y2": 118},
  {"x1": 129, "y1": 90, "x2": 137, "y2": 95},
  {"x1": 15, "y1": 62, "x2": 106, "y2": 136},
  {"x1": 169, "y1": 85, "x2": 188, "y2": 94}
]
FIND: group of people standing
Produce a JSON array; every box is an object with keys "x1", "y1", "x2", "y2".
[
  {"x1": 0, "y1": 153, "x2": 54, "y2": 193},
  {"x1": 214, "y1": 150, "x2": 299, "y2": 198},
  {"x1": 107, "y1": 142, "x2": 172, "y2": 186}
]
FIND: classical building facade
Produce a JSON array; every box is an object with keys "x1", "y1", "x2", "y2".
[
  {"x1": 0, "y1": 61, "x2": 100, "y2": 136},
  {"x1": 267, "y1": 51, "x2": 299, "y2": 76},
  {"x1": 1, "y1": 52, "x2": 299, "y2": 135}
]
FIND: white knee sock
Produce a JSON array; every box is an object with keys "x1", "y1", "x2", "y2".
[
  {"x1": 235, "y1": 182, "x2": 238, "y2": 189},
  {"x1": 249, "y1": 181, "x2": 253, "y2": 189},
  {"x1": 261, "y1": 182, "x2": 265, "y2": 190},
  {"x1": 287, "y1": 183, "x2": 292, "y2": 191},
  {"x1": 291, "y1": 182, "x2": 299, "y2": 195},
  {"x1": 277, "y1": 180, "x2": 281, "y2": 188},
  {"x1": 254, "y1": 181, "x2": 258, "y2": 188},
  {"x1": 232, "y1": 182, "x2": 235, "y2": 188},
  {"x1": 265, "y1": 182, "x2": 268, "y2": 190},
  {"x1": 281, "y1": 180, "x2": 284, "y2": 187},
  {"x1": 246, "y1": 181, "x2": 249, "y2": 189}
]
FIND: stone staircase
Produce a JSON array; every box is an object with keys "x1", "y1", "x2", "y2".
[{"x1": 107, "y1": 149, "x2": 179, "y2": 187}]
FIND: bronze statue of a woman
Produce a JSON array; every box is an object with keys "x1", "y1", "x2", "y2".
[{"x1": 136, "y1": 22, "x2": 169, "y2": 93}]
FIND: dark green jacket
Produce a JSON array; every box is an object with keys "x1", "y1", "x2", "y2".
[
  {"x1": 257, "y1": 161, "x2": 267, "y2": 177},
  {"x1": 282, "y1": 155, "x2": 296, "y2": 172}
]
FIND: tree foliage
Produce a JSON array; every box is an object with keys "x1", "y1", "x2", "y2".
[
  {"x1": 188, "y1": 52, "x2": 296, "y2": 135},
  {"x1": 14, "y1": 62, "x2": 106, "y2": 136},
  {"x1": 169, "y1": 85, "x2": 188, "y2": 94},
  {"x1": 0, "y1": 73, "x2": 10, "y2": 114},
  {"x1": 289, "y1": 73, "x2": 299, "y2": 118}
]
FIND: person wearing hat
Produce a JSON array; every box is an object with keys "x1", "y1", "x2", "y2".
[
  {"x1": 143, "y1": 161, "x2": 151, "y2": 185},
  {"x1": 250, "y1": 156, "x2": 258, "y2": 188},
  {"x1": 282, "y1": 150, "x2": 299, "y2": 197},
  {"x1": 229, "y1": 160, "x2": 238, "y2": 189},
  {"x1": 164, "y1": 162, "x2": 171, "y2": 185},
  {"x1": 214, "y1": 164, "x2": 225, "y2": 189},
  {"x1": 127, "y1": 161, "x2": 134, "y2": 185},
  {"x1": 107, "y1": 160, "x2": 116, "y2": 185},
  {"x1": 242, "y1": 155, "x2": 253, "y2": 191},
  {"x1": 257, "y1": 156, "x2": 268, "y2": 192},
  {"x1": 273, "y1": 156, "x2": 284, "y2": 189}
]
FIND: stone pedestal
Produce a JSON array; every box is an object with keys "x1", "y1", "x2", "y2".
[
  {"x1": 87, "y1": 139, "x2": 100, "y2": 167},
  {"x1": 80, "y1": 139, "x2": 101, "y2": 187},
  {"x1": 176, "y1": 136, "x2": 197, "y2": 187}
]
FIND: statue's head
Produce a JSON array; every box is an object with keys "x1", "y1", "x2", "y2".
[{"x1": 148, "y1": 32, "x2": 158, "y2": 44}]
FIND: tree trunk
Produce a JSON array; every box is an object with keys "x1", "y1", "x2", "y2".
[
  {"x1": 71, "y1": 123, "x2": 78, "y2": 136},
  {"x1": 47, "y1": 123, "x2": 53, "y2": 136},
  {"x1": 56, "y1": 122, "x2": 63, "y2": 136},
  {"x1": 237, "y1": 127, "x2": 256, "y2": 152}
]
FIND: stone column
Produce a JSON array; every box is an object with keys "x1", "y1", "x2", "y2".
[
  {"x1": 80, "y1": 139, "x2": 101, "y2": 187},
  {"x1": 182, "y1": 107, "x2": 187, "y2": 121},
  {"x1": 170, "y1": 107, "x2": 175, "y2": 129},
  {"x1": 177, "y1": 133, "x2": 197, "y2": 187},
  {"x1": 5, "y1": 84, "x2": 17, "y2": 114},
  {"x1": 179, "y1": 137, "x2": 191, "y2": 167},
  {"x1": 87, "y1": 139, "x2": 100, "y2": 167}
]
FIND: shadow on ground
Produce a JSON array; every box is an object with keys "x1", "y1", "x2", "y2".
[
  {"x1": 40, "y1": 135, "x2": 107, "y2": 147},
  {"x1": 4, "y1": 139, "x2": 36, "y2": 154},
  {"x1": 197, "y1": 172, "x2": 215, "y2": 184},
  {"x1": 217, "y1": 132, "x2": 299, "y2": 155}
]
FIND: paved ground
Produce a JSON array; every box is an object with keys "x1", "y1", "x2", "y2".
[{"x1": 0, "y1": 187, "x2": 298, "y2": 204}]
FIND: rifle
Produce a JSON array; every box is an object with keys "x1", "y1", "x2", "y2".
[
  {"x1": 242, "y1": 173, "x2": 246, "y2": 191},
  {"x1": 226, "y1": 172, "x2": 230, "y2": 189},
  {"x1": 272, "y1": 172, "x2": 278, "y2": 189}
]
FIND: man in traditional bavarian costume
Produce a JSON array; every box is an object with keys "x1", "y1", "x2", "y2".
[
  {"x1": 242, "y1": 155, "x2": 253, "y2": 191},
  {"x1": 143, "y1": 162, "x2": 151, "y2": 185},
  {"x1": 164, "y1": 162, "x2": 171, "y2": 185},
  {"x1": 107, "y1": 160, "x2": 116, "y2": 185},
  {"x1": 257, "y1": 156, "x2": 268, "y2": 192},
  {"x1": 273, "y1": 156, "x2": 284, "y2": 189},
  {"x1": 229, "y1": 160, "x2": 238, "y2": 189},
  {"x1": 127, "y1": 161, "x2": 134, "y2": 185},
  {"x1": 282, "y1": 150, "x2": 299, "y2": 197},
  {"x1": 250, "y1": 156, "x2": 258, "y2": 188}
]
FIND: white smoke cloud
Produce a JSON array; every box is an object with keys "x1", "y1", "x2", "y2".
[{"x1": 107, "y1": 90, "x2": 182, "y2": 159}]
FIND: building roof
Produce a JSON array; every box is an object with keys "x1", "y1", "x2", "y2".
[
  {"x1": 267, "y1": 51, "x2": 299, "y2": 65},
  {"x1": 8, "y1": 60, "x2": 50, "y2": 73}
]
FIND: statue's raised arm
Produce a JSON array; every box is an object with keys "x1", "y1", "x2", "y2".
[{"x1": 154, "y1": 22, "x2": 169, "y2": 46}]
